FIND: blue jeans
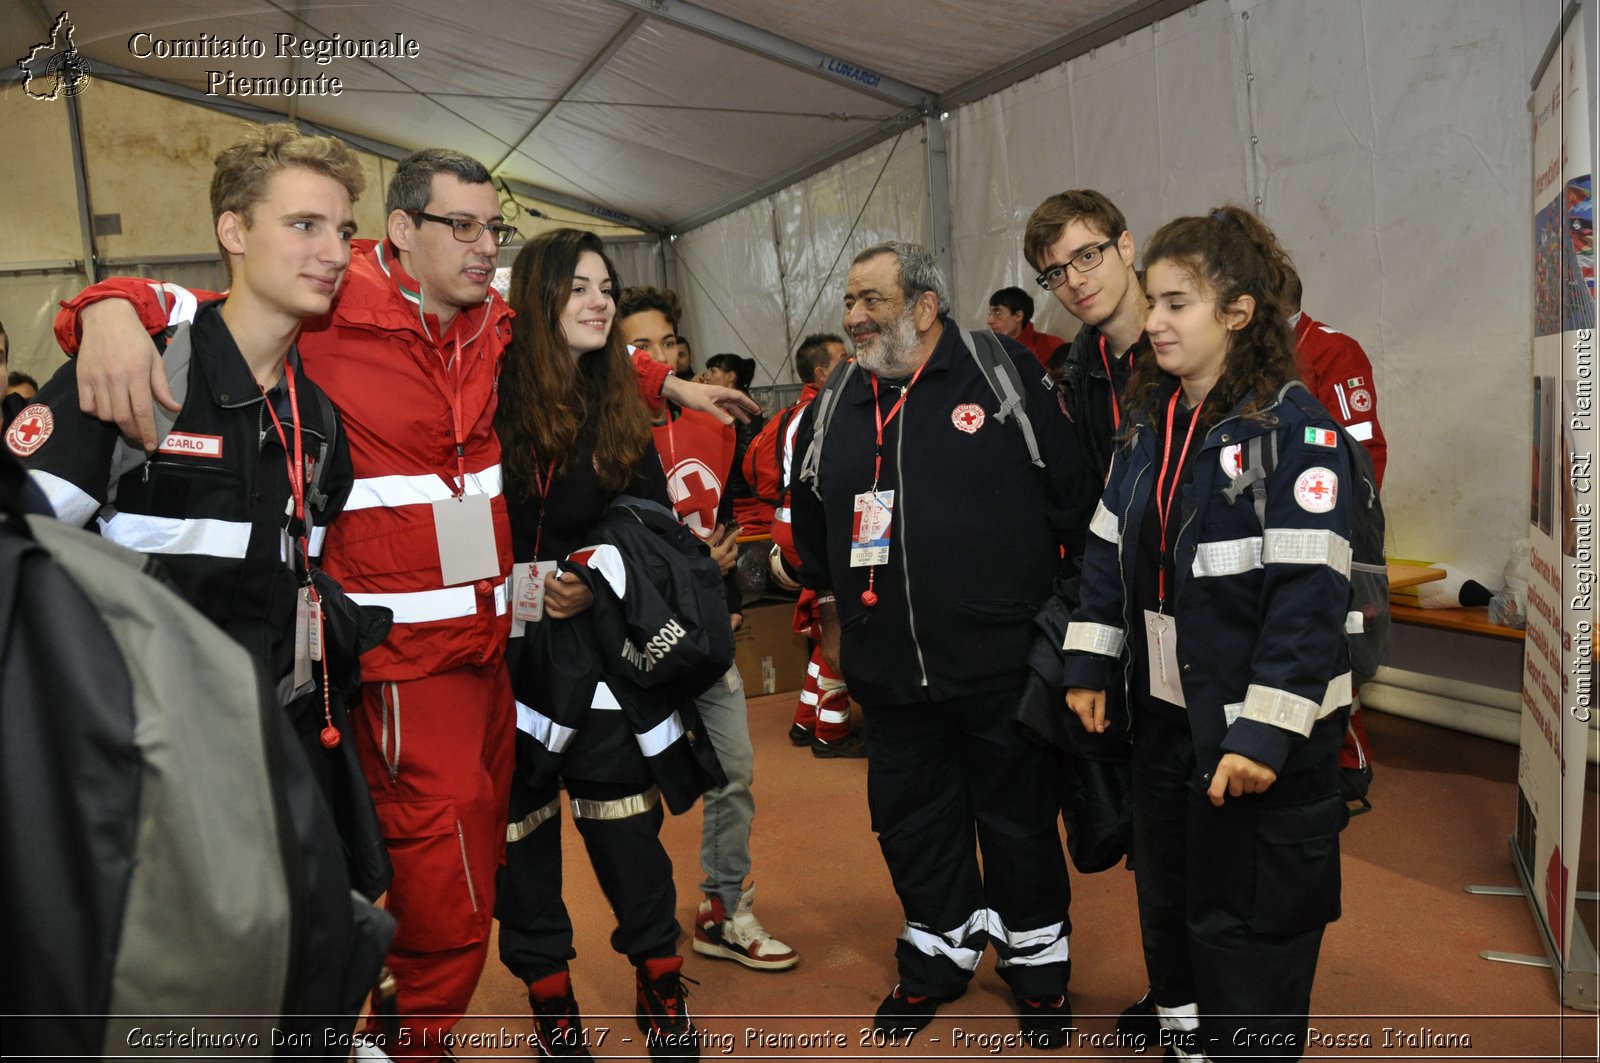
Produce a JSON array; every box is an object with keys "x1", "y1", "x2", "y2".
[{"x1": 694, "y1": 666, "x2": 755, "y2": 909}]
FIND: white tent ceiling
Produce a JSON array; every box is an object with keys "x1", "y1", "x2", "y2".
[{"x1": 2, "y1": 0, "x2": 1152, "y2": 232}]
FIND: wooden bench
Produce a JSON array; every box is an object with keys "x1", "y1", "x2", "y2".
[{"x1": 1388, "y1": 602, "x2": 1524, "y2": 642}]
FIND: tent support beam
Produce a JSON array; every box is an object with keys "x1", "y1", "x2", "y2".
[
  {"x1": 603, "y1": 0, "x2": 934, "y2": 112},
  {"x1": 924, "y1": 115, "x2": 954, "y2": 299},
  {"x1": 487, "y1": 13, "x2": 648, "y2": 176},
  {"x1": 0, "y1": 61, "x2": 661, "y2": 234}
]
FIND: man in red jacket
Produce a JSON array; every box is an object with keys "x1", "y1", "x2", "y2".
[
  {"x1": 57, "y1": 150, "x2": 754, "y2": 1060},
  {"x1": 986, "y1": 287, "x2": 1065, "y2": 371}
]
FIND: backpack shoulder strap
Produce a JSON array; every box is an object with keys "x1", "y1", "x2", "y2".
[
  {"x1": 797, "y1": 357, "x2": 857, "y2": 497},
  {"x1": 104, "y1": 323, "x2": 194, "y2": 507},
  {"x1": 304, "y1": 377, "x2": 338, "y2": 512},
  {"x1": 959, "y1": 329, "x2": 1044, "y2": 468}
]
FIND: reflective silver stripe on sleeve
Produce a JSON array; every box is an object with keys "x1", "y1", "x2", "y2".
[
  {"x1": 1238, "y1": 672, "x2": 1352, "y2": 736},
  {"x1": 570, "y1": 786, "x2": 661, "y2": 821},
  {"x1": 1346, "y1": 610, "x2": 1364, "y2": 634},
  {"x1": 635, "y1": 711, "x2": 687, "y2": 758},
  {"x1": 506, "y1": 797, "x2": 560, "y2": 843},
  {"x1": 1089, "y1": 499, "x2": 1121, "y2": 544},
  {"x1": 1191, "y1": 536, "x2": 1263, "y2": 578},
  {"x1": 515, "y1": 699, "x2": 577, "y2": 755},
  {"x1": 30, "y1": 470, "x2": 99, "y2": 526},
  {"x1": 1223, "y1": 700, "x2": 1244, "y2": 726},
  {"x1": 1346, "y1": 421, "x2": 1374, "y2": 441},
  {"x1": 99, "y1": 512, "x2": 252, "y2": 558},
  {"x1": 1262, "y1": 528, "x2": 1352, "y2": 576},
  {"x1": 1063, "y1": 621, "x2": 1125, "y2": 657}
]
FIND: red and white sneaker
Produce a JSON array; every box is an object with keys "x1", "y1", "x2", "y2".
[{"x1": 692, "y1": 884, "x2": 799, "y2": 970}]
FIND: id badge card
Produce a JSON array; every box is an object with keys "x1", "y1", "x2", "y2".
[
  {"x1": 433, "y1": 492, "x2": 500, "y2": 585},
  {"x1": 294, "y1": 588, "x2": 314, "y2": 689},
  {"x1": 849, "y1": 489, "x2": 894, "y2": 567},
  {"x1": 307, "y1": 593, "x2": 324, "y2": 662},
  {"x1": 1143, "y1": 609, "x2": 1186, "y2": 707},
  {"x1": 513, "y1": 560, "x2": 559, "y2": 623}
]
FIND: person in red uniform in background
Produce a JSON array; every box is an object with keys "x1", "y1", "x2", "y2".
[
  {"x1": 619, "y1": 286, "x2": 800, "y2": 973},
  {"x1": 986, "y1": 286, "x2": 1065, "y2": 371},
  {"x1": 55, "y1": 151, "x2": 756, "y2": 1060},
  {"x1": 743, "y1": 332, "x2": 863, "y2": 758},
  {"x1": 1282, "y1": 265, "x2": 1388, "y2": 794}
]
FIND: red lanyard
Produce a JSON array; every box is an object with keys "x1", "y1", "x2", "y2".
[
  {"x1": 259, "y1": 362, "x2": 308, "y2": 574},
  {"x1": 1098, "y1": 335, "x2": 1122, "y2": 432},
  {"x1": 438, "y1": 338, "x2": 472, "y2": 496},
  {"x1": 528, "y1": 451, "x2": 558, "y2": 558},
  {"x1": 868, "y1": 359, "x2": 930, "y2": 489},
  {"x1": 1153, "y1": 390, "x2": 1203, "y2": 608}
]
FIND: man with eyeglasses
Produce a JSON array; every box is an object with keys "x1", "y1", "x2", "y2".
[
  {"x1": 1023, "y1": 191, "x2": 1150, "y2": 536},
  {"x1": 55, "y1": 146, "x2": 754, "y2": 1061}
]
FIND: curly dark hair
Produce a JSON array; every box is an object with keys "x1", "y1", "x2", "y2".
[
  {"x1": 495, "y1": 229, "x2": 652, "y2": 496},
  {"x1": 1122, "y1": 204, "x2": 1298, "y2": 433}
]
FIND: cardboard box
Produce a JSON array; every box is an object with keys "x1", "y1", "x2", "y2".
[{"x1": 733, "y1": 601, "x2": 809, "y2": 695}]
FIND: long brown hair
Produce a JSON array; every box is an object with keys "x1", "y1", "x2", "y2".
[
  {"x1": 497, "y1": 229, "x2": 652, "y2": 495},
  {"x1": 1123, "y1": 204, "x2": 1298, "y2": 432}
]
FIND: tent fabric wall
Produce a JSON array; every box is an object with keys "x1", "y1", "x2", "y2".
[
  {"x1": 712, "y1": 0, "x2": 1534, "y2": 576},
  {"x1": 946, "y1": 0, "x2": 1249, "y2": 344},
  {"x1": 674, "y1": 131, "x2": 930, "y2": 390},
  {"x1": 674, "y1": 197, "x2": 787, "y2": 386}
]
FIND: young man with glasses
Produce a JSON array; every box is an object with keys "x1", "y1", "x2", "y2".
[{"x1": 1023, "y1": 191, "x2": 1150, "y2": 540}]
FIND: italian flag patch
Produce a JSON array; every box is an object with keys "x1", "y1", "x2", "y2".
[{"x1": 1305, "y1": 427, "x2": 1338, "y2": 448}]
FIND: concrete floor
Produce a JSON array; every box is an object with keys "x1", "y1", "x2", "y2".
[{"x1": 456, "y1": 696, "x2": 1599, "y2": 1061}]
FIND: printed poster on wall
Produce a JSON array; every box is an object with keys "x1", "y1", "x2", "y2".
[{"x1": 1522, "y1": 5, "x2": 1595, "y2": 971}]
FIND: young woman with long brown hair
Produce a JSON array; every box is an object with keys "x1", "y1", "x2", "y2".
[{"x1": 492, "y1": 228, "x2": 700, "y2": 1062}]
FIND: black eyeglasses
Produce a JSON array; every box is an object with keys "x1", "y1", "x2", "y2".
[
  {"x1": 408, "y1": 209, "x2": 518, "y2": 247},
  {"x1": 1034, "y1": 237, "x2": 1120, "y2": 290}
]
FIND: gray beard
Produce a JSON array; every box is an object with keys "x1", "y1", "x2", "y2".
[{"x1": 852, "y1": 310, "x2": 921, "y2": 377}]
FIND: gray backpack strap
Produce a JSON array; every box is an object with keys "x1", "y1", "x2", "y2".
[
  {"x1": 959, "y1": 328, "x2": 1043, "y2": 468},
  {"x1": 304, "y1": 376, "x2": 338, "y2": 511},
  {"x1": 104, "y1": 323, "x2": 194, "y2": 509},
  {"x1": 797, "y1": 357, "x2": 858, "y2": 498}
]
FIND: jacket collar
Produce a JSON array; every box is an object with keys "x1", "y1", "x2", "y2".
[
  {"x1": 189, "y1": 299, "x2": 303, "y2": 409},
  {"x1": 342, "y1": 238, "x2": 511, "y2": 347},
  {"x1": 848, "y1": 318, "x2": 960, "y2": 403}
]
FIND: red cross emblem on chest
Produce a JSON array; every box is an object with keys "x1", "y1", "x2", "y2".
[{"x1": 667, "y1": 458, "x2": 723, "y2": 539}]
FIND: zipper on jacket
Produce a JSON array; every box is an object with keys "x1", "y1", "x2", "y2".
[
  {"x1": 892, "y1": 386, "x2": 930, "y2": 688},
  {"x1": 1116, "y1": 438, "x2": 1152, "y2": 729},
  {"x1": 457, "y1": 819, "x2": 481, "y2": 912},
  {"x1": 381, "y1": 681, "x2": 401, "y2": 783}
]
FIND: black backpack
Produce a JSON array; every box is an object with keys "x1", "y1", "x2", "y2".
[
  {"x1": 1, "y1": 455, "x2": 393, "y2": 1058},
  {"x1": 1224, "y1": 380, "x2": 1390, "y2": 683}
]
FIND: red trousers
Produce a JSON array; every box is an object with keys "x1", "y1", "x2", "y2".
[{"x1": 353, "y1": 663, "x2": 514, "y2": 1061}]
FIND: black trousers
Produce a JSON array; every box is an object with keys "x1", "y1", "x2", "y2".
[
  {"x1": 496, "y1": 771, "x2": 679, "y2": 984},
  {"x1": 863, "y1": 686, "x2": 1071, "y2": 1000},
  {"x1": 1131, "y1": 698, "x2": 1346, "y2": 1062}
]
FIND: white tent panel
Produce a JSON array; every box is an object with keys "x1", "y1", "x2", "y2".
[
  {"x1": 1246, "y1": 0, "x2": 1534, "y2": 576},
  {"x1": 772, "y1": 131, "x2": 931, "y2": 351},
  {"x1": 606, "y1": 238, "x2": 667, "y2": 294},
  {"x1": 947, "y1": 0, "x2": 1246, "y2": 339},
  {"x1": 693, "y1": 0, "x2": 1131, "y2": 92},
  {"x1": 673, "y1": 197, "x2": 788, "y2": 386}
]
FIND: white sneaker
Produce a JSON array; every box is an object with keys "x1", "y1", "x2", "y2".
[{"x1": 692, "y1": 883, "x2": 799, "y2": 970}]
